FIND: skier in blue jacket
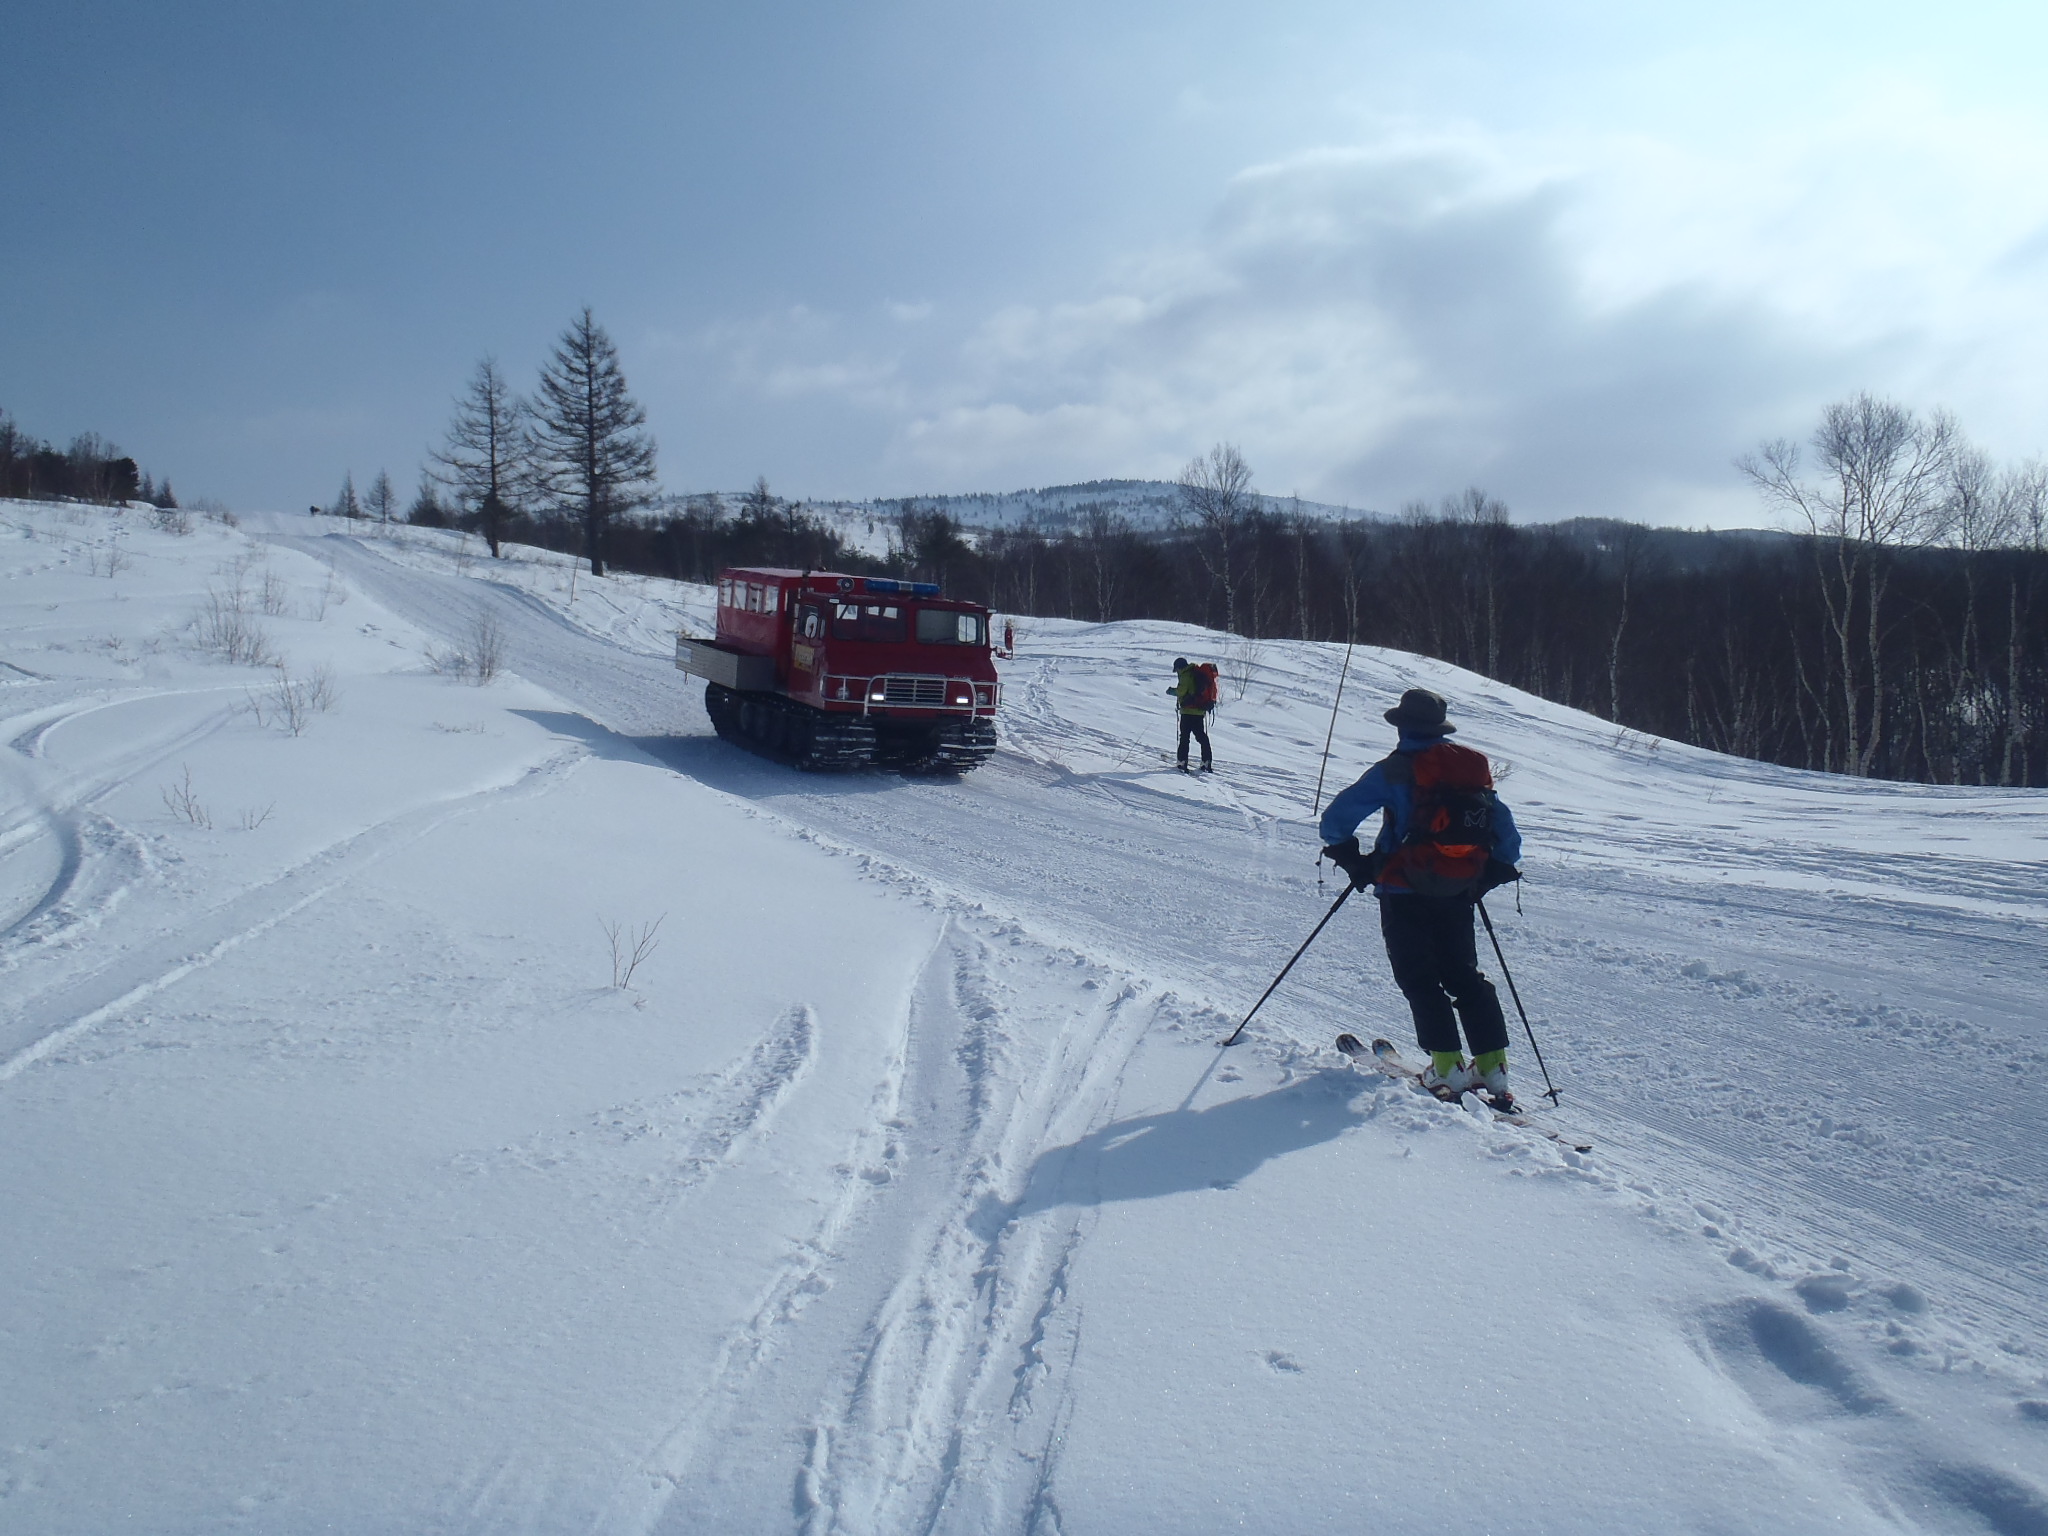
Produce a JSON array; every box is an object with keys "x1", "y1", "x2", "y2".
[{"x1": 1319, "y1": 688, "x2": 1523, "y2": 1104}]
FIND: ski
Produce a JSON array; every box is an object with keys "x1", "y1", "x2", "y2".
[{"x1": 1336, "y1": 1034, "x2": 1592, "y2": 1153}]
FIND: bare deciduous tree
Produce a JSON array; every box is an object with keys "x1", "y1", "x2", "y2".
[
  {"x1": 1446, "y1": 487, "x2": 1511, "y2": 680},
  {"x1": 1605, "y1": 521, "x2": 1646, "y2": 722},
  {"x1": 1177, "y1": 442, "x2": 1255, "y2": 635},
  {"x1": 530, "y1": 309, "x2": 657, "y2": 577},
  {"x1": 1739, "y1": 393, "x2": 1961, "y2": 775}
]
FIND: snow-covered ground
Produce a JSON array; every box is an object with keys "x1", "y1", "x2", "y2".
[{"x1": 5, "y1": 502, "x2": 2046, "y2": 1534}]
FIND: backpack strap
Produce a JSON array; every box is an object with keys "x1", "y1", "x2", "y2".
[{"x1": 1374, "y1": 750, "x2": 1410, "y2": 844}]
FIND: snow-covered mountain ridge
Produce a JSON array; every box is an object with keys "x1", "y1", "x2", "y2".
[
  {"x1": 675, "y1": 478, "x2": 1384, "y2": 552},
  {"x1": 4, "y1": 501, "x2": 2045, "y2": 1533}
]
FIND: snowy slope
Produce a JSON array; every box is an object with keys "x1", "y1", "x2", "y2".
[
  {"x1": 5, "y1": 504, "x2": 2046, "y2": 1534},
  {"x1": 751, "y1": 479, "x2": 1386, "y2": 558}
]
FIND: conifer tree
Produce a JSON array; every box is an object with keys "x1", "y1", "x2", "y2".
[
  {"x1": 530, "y1": 308, "x2": 656, "y2": 576},
  {"x1": 431, "y1": 357, "x2": 526, "y2": 557},
  {"x1": 365, "y1": 469, "x2": 396, "y2": 523},
  {"x1": 405, "y1": 471, "x2": 448, "y2": 527}
]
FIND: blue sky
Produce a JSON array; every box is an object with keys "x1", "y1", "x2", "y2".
[{"x1": 5, "y1": 0, "x2": 2045, "y2": 523}]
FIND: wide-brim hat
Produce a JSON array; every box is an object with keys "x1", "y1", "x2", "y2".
[{"x1": 1384, "y1": 687, "x2": 1455, "y2": 734}]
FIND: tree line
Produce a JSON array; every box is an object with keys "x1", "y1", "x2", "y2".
[
  {"x1": 0, "y1": 409, "x2": 179, "y2": 507},
  {"x1": 399, "y1": 329, "x2": 2047, "y2": 788}
]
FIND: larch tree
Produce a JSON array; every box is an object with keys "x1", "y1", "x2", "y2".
[
  {"x1": 364, "y1": 469, "x2": 396, "y2": 523},
  {"x1": 431, "y1": 357, "x2": 527, "y2": 558},
  {"x1": 530, "y1": 310, "x2": 656, "y2": 576}
]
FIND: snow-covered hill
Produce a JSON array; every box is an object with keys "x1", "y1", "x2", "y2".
[
  {"x1": 4, "y1": 502, "x2": 2045, "y2": 1533},
  {"x1": 684, "y1": 478, "x2": 1385, "y2": 559}
]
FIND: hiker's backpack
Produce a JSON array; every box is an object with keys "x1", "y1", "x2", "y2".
[
  {"x1": 1377, "y1": 742, "x2": 1497, "y2": 896},
  {"x1": 1192, "y1": 663, "x2": 1220, "y2": 711}
]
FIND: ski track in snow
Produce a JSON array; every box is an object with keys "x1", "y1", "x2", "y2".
[
  {"x1": 0, "y1": 743, "x2": 585, "y2": 1081},
  {"x1": 592, "y1": 908, "x2": 1163, "y2": 1536},
  {"x1": 0, "y1": 689, "x2": 249, "y2": 948},
  {"x1": 124, "y1": 519, "x2": 2039, "y2": 1529},
  {"x1": 455, "y1": 1001, "x2": 819, "y2": 1212}
]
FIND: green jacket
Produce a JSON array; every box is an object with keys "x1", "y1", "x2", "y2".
[{"x1": 1169, "y1": 666, "x2": 1212, "y2": 716}]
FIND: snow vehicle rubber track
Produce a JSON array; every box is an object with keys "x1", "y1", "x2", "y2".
[{"x1": 680, "y1": 568, "x2": 1003, "y2": 775}]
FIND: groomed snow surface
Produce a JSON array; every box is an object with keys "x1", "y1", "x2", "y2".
[{"x1": 4, "y1": 501, "x2": 2046, "y2": 1535}]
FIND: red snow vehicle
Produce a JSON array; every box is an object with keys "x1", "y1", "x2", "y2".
[{"x1": 675, "y1": 568, "x2": 1002, "y2": 773}]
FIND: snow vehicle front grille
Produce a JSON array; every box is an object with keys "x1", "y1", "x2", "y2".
[{"x1": 876, "y1": 675, "x2": 949, "y2": 706}]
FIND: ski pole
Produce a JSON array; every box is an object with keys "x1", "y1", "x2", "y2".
[
  {"x1": 1310, "y1": 634, "x2": 1356, "y2": 817},
  {"x1": 1220, "y1": 885, "x2": 1352, "y2": 1046},
  {"x1": 1476, "y1": 897, "x2": 1561, "y2": 1105}
]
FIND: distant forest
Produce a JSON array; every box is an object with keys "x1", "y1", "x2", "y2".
[
  {"x1": 395, "y1": 357, "x2": 2046, "y2": 792},
  {"x1": 455, "y1": 468, "x2": 2048, "y2": 790},
  {"x1": 0, "y1": 409, "x2": 179, "y2": 508}
]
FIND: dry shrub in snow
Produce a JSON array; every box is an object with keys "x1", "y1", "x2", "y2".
[
  {"x1": 312, "y1": 572, "x2": 347, "y2": 620},
  {"x1": 426, "y1": 611, "x2": 506, "y2": 685},
  {"x1": 602, "y1": 914, "x2": 665, "y2": 988},
  {"x1": 161, "y1": 764, "x2": 210, "y2": 828},
  {"x1": 469, "y1": 612, "x2": 503, "y2": 683},
  {"x1": 192, "y1": 584, "x2": 273, "y2": 667},
  {"x1": 258, "y1": 570, "x2": 290, "y2": 616},
  {"x1": 247, "y1": 663, "x2": 338, "y2": 736}
]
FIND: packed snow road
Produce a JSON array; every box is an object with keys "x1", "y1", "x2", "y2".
[{"x1": 4, "y1": 504, "x2": 2045, "y2": 1534}]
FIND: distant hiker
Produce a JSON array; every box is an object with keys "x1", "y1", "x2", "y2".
[
  {"x1": 1318, "y1": 688, "x2": 1524, "y2": 1105},
  {"x1": 1169, "y1": 656, "x2": 1218, "y2": 772}
]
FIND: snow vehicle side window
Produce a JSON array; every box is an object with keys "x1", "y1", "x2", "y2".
[
  {"x1": 916, "y1": 609, "x2": 985, "y2": 645},
  {"x1": 831, "y1": 603, "x2": 905, "y2": 641},
  {"x1": 797, "y1": 604, "x2": 824, "y2": 640}
]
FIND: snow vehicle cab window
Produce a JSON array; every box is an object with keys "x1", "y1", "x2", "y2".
[
  {"x1": 915, "y1": 609, "x2": 986, "y2": 645},
  {"x1": 831, "y1": 603, "x2": 905, "y2": 642}
]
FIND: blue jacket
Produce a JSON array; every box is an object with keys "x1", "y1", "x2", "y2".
[{"x1": 1318, "y1": 732, "x2": 1521, "y2": 892}]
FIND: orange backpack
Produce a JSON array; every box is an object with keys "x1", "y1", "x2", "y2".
[
  {"x1": 1378, "y1": 742, "x2": 1497, "y2": 896},
  {"x1": 1192, "y1": 663, "x2": 1220, "y2": 710}
]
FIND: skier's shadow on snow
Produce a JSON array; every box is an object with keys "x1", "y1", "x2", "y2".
[{"x1": 990, "y1": 1069, "x2": 1370, "y2": 1231}]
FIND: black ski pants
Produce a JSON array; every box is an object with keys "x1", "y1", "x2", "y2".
[
  {"x1": 1176, "y1": 712, "x2": 1212, "y2": 767},
  {"x1": 1378, "y1": 893, "x2": 1509, "y2": 1058}
]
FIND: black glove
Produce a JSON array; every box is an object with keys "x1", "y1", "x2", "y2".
[
  {"x1": 1478, "y1": 857, "x2": 1521, "y2": 895},
  {"x1": 1321, "y1": 837, "x2": 1379, "y2": 891}
]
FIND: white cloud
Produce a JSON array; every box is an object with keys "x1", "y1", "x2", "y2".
[{"x1": 704, "y1": 101, "x2": 2048, "y2": 520}]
